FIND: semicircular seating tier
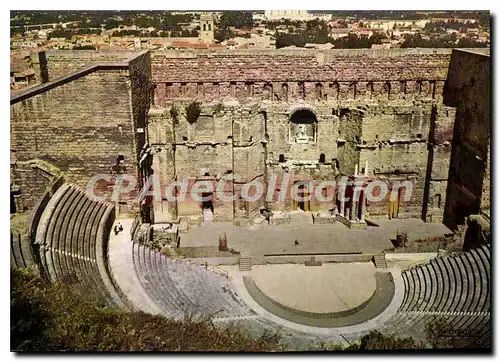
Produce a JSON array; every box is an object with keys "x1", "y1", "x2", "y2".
[
  {"x1": 379, "y1": 244, "x2": 491, "y2": 345},
  {"x1": 11, "y1": 230, "x2": 35, "y2": 269},
  {"x1": 14, "y1": 181, "x2": 492, "y2": 347},
  {"x1": 34, "y1": 183, "x2": 123, "y2": 308},
  {"x1": 132, "y1": 242, "x2": 254, "y2": 319}
]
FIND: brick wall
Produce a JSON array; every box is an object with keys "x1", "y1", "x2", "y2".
[
  {"x1": 128, "y1": 51, "x2": 152, "y2": 168},
  {"x1": 10, "y1": 161, "x2": 60, "y2": 211}
]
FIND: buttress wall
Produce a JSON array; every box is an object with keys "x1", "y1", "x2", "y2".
[{"x1": 11, "y1": 52, "x2": 151, "y2": 213}]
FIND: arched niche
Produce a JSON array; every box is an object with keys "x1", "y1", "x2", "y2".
[{"x1": 289, "y1": 108, "x2": 317, "y2": 144}]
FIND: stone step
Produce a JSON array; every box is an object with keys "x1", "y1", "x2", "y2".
[
  {"x1": 469, "y1": 249, "x2": 489, "y2": 313},
  {"x1": 290, "y1": 212, "x2": 313, "y2": 226},
  {"x1": 239, "y1": 257, "x2": 252, "y2": 271},
  {"x1": 433, "y1": 257, "x2": 449, "y2": 312},
  {"x1": 373, "y1": 254, "x2": 387, "y2": 268},
  {"x1": 203, "y1": 209, "x2": 213, "y2": 224},
  {"x1": 407, "y1": 268, "x2": 421, "y2": 311}
]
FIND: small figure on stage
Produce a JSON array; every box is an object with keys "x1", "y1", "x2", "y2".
[{"x1": 114, "y1": 222, "x2": 124, "y2": 235}]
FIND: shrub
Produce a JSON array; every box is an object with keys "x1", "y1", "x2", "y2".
[
  {"x1": 213, "y1": 102, "x2": 224, "y2": 115},
  {"x1": 229, "y1": 247, "x2": 240, "y2": 255},
  {"x1": 170, "y1": 105, "x2": 179, "y2": 125},
  {"x1": 10, "y1": 268, "x2": 282, "y2": 352},
  {"x1": 348, "y1": 331, "x2": 422, "y2": 350},
  {"x1": 186, "y1": 101, "x2": 201, "y2": 124},
  {"x1": 395, "y1": 231, "x2": 409, "y2": 248}
]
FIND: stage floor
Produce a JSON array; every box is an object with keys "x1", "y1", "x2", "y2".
[
  {"x1": 179, "y1": 214, "x2": 452, "y2": 257},
  {"x1": 249, "y1": 262, "x2": 377, "y2": 313}
]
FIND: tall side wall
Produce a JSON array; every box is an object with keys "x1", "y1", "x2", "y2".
[
  {"x1": 33, "y1": 50, "x2": 138, "y2": 83},
  {"x1": 443, "y1": 49, "x2": 491, "y2": 229},
  {"x1": 10, "y1": 66, "x2": 139, "y2": 212}
]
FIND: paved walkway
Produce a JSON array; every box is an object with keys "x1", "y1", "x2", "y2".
[
  {"x1": 107, "y1": 217, "x2": 163, "y2": 315},
  {"x1": 250, "y1": 263, "x2": 376, "y2": 313},
  {"x1": 179, "y1": 217, "x2": 452, "y2": 256}
]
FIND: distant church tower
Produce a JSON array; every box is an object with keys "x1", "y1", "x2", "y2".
[{"x1": 199, "y1": 13, "x2": 215, "y2": 43}]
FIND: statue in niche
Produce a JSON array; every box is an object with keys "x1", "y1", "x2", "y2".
[
  {"x1": 289, "y1": 109, "x2": 316, "y2": 144},
  {"x1": 293, "y1": 124, "x2": 314, "y2": 144},
  {"x1": 262, "y1": 84, "x2": 272, "y2": 101}
]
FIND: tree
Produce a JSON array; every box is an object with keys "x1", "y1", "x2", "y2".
[
  {"x1": 104, "y1": 18, "x2": 119, "y2": 30},
  {"x1": 73, "y1": 45, "x2": 96, "y2": 50},
  {"x1": 478, "y1": 11, "x2": 490, "y2": 27},
  {"x1": 47, "y1": 28, "x2": 74, "y2": 40},
  {"x1": 219, "y1": 11, "x2": 253, "y2": 30},
  {"x1": 457, "y1": 37, "x2": 488, "y2": 48},
  {"x1": 369, "y1": 32, "x2": 386, "y2": 46},
  {"x1": 214, "y1": 27, "x2": 235, "y2": 42}
]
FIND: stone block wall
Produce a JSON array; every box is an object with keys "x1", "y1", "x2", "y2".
[
  {"x1": 38, "y1": 50, "x2": 138, "y2": 82},
  {"x1": 12, "y1": 48, "x2": 489, "y2": 228},
  {"x1": 10, "y1": 53, "x2": 151, "y2": 214},
  {"x1": 128, "y1": 51, "x2": 152, "y2": 165},
  {"x1": 442, "y1": 49, "x2": 491, "y2": 229},
  {"x1": 150, "y1": 49, "x2": 452, "y2": 105},
  {"x1": 144, "y1": 49, "x2": 465, "y2": 224},
  {"x1": 10, "y1": 160, "x2": 61, "y2": 212}
]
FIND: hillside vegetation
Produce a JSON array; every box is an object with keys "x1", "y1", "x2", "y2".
[
  {"x1": 10, "y1": 268, "x2": 281, "y2": 352},
  {"x1": 12, "y1": 267, "x2": 462, "y2": 352}
]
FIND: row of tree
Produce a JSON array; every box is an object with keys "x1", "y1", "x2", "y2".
[
  {"x1": 103, "y1": 13, "x2": 194, "y2": 32},
  {"x1": 401, "y1": 33, "x2": 488, "y2": 48},
  {"x1": 424, "y1": 20, "x2": 480, "y2": 33},
  {"x1": 276, "y1": 29, "x2": 387, "y2": 49}
]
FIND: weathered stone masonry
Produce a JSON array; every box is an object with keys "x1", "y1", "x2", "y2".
[
  {"x1": 143, "y1": 48, "x2": 471, "y2": 226},
  {"x1": 10, "y1": 48, "x2": 490, "y2": 231},
  {"x1": 11, "y1": 51, "x2": 151, "y2": 213},
  {"x1": 442, "y1": 49, "x2": 491, "y2": 230}
]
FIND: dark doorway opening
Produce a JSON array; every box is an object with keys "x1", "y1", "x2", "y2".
[
  {"x1": 454, "y1": 200, "x2": 478, "y2": 227},
  {"x1": 294, "y1": 183, "x2": 311, "y2": 211},
  {"x1": 10, "y1": 192, "x2": 16, "y2": 214},
  {"x1": 201, "y1": 192, "x2": 214, "y2": 213}
]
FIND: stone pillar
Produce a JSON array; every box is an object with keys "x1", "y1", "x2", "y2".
[
  {"x1": 350, "y1": 197, "x2": 356, "y2": 221},
  {"x1": 14, "y1": 194, "x2": 23, "y2": 214},
  {"x1": 339, "y1": 185, "x2": 345, "y2": 217},
  {"x1": 360, "y1": 190, "x2": 366, "y2": 222}
]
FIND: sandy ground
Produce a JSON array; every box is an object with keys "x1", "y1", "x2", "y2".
[{"x1": 248, "y1": 262, "x2": 377, "y2": 313}]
